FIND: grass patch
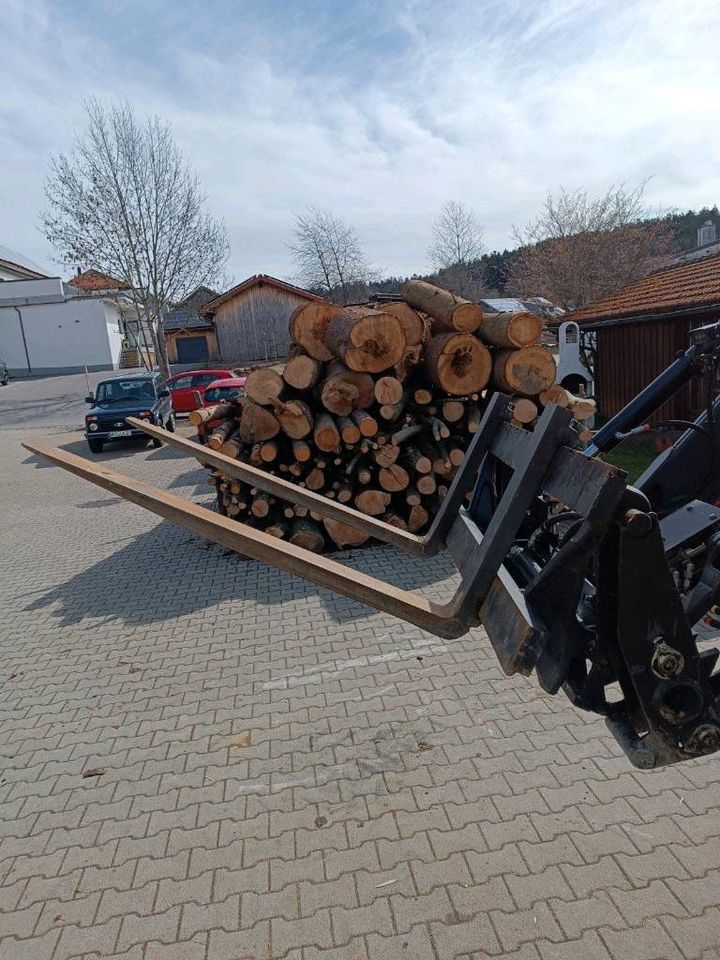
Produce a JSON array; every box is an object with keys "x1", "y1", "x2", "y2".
[{"x1": 601, "y1": 436, "x2": 657, "y2": 483}]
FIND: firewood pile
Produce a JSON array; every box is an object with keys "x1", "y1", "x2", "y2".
[{"x1": 194, "y1": 280, "x2": 594, "y2": 552}]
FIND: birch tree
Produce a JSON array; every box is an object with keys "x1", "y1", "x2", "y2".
[
  {"x1": 290, "y1": 207, "x2": 373, "y2": 304},
  {"x1": 42, "y1": 99, "x2": 229, "y2": 377}
]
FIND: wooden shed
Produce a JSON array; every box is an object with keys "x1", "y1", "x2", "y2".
[
  {"x1": 201, "y1": 275, "x2": 325, "y2": 365},
  {"x1": 569, "y1": 253, "x2": 720, "y2": 420}
]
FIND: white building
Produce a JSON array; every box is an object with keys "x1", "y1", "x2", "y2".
[{"x1": 0, "y1": 275, "x2": 135, "y2": 376}]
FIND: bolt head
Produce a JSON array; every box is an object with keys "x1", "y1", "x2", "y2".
[{"x1": 688, "y1": 724, "x2": 720, "y2": 755}]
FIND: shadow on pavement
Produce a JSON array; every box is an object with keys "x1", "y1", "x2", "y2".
[{"x1": 23, "y1": 516, "x2": 455, "y2": 629}]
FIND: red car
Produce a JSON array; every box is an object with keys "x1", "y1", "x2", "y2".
[
  {"x1": 196, "y1": 377, "x2": 246, "y2": 442},
  {"x1": 166, "y1": 368, "x2": 235, "y2": 413}
]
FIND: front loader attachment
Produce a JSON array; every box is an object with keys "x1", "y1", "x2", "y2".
[{"x1": 23, "y1": 393, "x2": 720, "y2": 768}]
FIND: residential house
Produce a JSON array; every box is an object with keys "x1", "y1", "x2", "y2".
[
  {"x1": 568, "y1": 251, "x2": 720, "y2": 420},
  {"x1": 0, "y1": 244, "x2": 50, "y2": 281},
  {"x1": 200, "y1": 275, "x2": 325, "y2": 366},
  {"x1": 0, "y1": 275, "x2": 132, "y2": 375},
  {"x1": 164, "y1": 286, "x2": 220, "y2": 366}
]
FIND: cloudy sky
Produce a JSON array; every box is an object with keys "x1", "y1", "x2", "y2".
[{"x1": 2, "y1": 0, "x2": 719, "y2": 283}]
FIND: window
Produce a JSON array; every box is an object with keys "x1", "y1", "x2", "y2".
[
  {"x1": 169, "y1": 375, "x2": 193, "y2": 389},
  {"x1": 191, "y1": 373, "x2": 218, "y2": 387},
  {"x1": 205, "y1": 386, "x2": 244, "y2": 403},
  {"x1": 95, "y1": 379, "x2": 154, "y2": 403}
]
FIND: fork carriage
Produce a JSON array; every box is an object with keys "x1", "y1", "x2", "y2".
[{"x1": 25, "y1": 392, "x2": 720, "y2": 769}]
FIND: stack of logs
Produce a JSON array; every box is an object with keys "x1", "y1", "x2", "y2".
[{"x1": 195, "y1": 280, "x2": 595, "y2": 552}]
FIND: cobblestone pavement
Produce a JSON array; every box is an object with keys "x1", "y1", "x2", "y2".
[{"x1": 1, "y1": 423, "x2": 720, "y2": 959}]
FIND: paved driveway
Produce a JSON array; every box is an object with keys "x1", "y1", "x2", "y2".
[{"x1": 1, "y1": 386, "x2": 719, "y2": 959}]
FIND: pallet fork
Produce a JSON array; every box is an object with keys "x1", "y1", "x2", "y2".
[{"x1": 24, "y1": 392, "x2": 720, "y2": 768}]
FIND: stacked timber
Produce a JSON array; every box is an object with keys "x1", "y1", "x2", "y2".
[{"x1": 198, "y1": 280, "x2": 590, "y2": 552}]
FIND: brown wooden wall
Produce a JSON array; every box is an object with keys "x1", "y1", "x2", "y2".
[
  {"x1": 213, "y1": 285, "x2": 311, "y2": 364},
  {"x1": 594, "y1": 315, "x2": 703, "y2": 421}
]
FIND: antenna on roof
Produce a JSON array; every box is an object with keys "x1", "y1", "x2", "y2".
[{"x1": 76, "y1": 266, "x2": 82, "y2": 276}]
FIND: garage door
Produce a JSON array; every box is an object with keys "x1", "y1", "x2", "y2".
[{"x1": 176, "y1": 336, "x2": 209, "y2": 363}]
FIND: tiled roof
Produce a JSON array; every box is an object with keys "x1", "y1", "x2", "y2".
[
  {"x1": 201, "y1": 274, "x2": 325, "y2": 315},
  {"x1": 68, "y1": 269, "x2": 130, "y2": 291},
  {"x1": 569, "y1": 252, "x2": 720, "y2": 325},
  {"x1": 163, "y1": 310, "x2": 214, "y2": 332}
]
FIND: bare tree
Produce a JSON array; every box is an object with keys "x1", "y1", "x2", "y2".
[
  {"x1": 290, "y1": 207, "x2": 374, "y2": 304},
  {"x1": 508, "y1": 182, "x2": 675, "y2": 311},
  {"x1": 428, "y1": 201, "x2": 485, "y2": 298},
  {"x1": 42, "y1": 99, "x2": 229, "y2": 377}
]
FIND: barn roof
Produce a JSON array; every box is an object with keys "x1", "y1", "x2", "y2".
[
  {"x1": 201, "y1": 274, "x2": 325, "y2": 315},
  {"x1": 569, "y1": 252, "x2": 720, "y2": 327},
  {"x1": 68, "y1": 269, "x2": 131, "y2": 291}
]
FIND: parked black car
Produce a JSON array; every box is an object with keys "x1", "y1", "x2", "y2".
[{"x1": 84, "y1": 372, "x2": 174, "y2": 454}]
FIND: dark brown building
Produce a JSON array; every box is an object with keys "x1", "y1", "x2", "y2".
[{"x1": 569, "y1": 253, "x2": 720, "y2": 420}]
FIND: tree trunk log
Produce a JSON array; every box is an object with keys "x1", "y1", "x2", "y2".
[
  {"x1": 408, "y1": 504, "x2": 430, "y2": 533},
  {"x1": 374, "y1": 375, "x2": 404, "y2": 405},
  {"x1": 322, "y1": 518, "x2": 369, "y2": 548},
  {"x1": 304, "y1": 467, "x2": 326, "y2": 491},
  {"x1": 379, "y1": 463, "x2": 410, "y2": 492},
  {"x1": 478, "y1": 311, "x2": 543, "y2": 349},
  {"x1": 375, "y1": 301, "x2": 425, "y2": 346},
  {"x1": 352, "y1": 409, "x2": 379, "y2": 437},
  {"x1": 512, "y1": 398, "x2": 539, "y2": 424},
  {"x1": 441, "y1": 400, "x2": 465, "y2": 423},
  {"x1": 337, "y1": 416, "x2": 361, "y2": 444},
  {"x1": 423, "y1": 333, "x2": 491, "y2": 396},
  {"x1": 244, "y1": 367, "x2": 284, "y2": 405},
  {"x1": 239, "y1": 401, "x2": 280, "y2": 443},
  {"x1": 314, "y1": 413, "x2": 341, "y2": 452},
  {"x1": 320, "y1": 361, "x2": 375, "y2": 415},
  {"x1": 325, "y1": 307, "x2": 405, "y2": 373},
  {"x1": 219, "y1": 430, "x2": 243, "y2": 459},
  {"x1": 491, "y1": 346, "x2": 557, "y2": 396},
  {"x1": 272, "y1": 398, "x2": 313, "y2": 439},
  {"x1": 289, "y1": 302, "x2": 341, "y2": 361},
  {"x1": 189, "y1": 403, "x2": 234, "y2": 426},
  {"x1": 354, "y1": 489, "x2": 391, "y2": 515},
  {"x1": 374, "y1": 443, "x2": 400, "y2": 467},
  {"x1": 288, "y1": 519, "x2": 325, "y2": 552},
  {"x1": 207, "y1": 419, "x2": 236, "y2": 450},
  {"x1": 282, "y1": 353, "x2": 323, "y2": 391},
  {"x1": 292, "y1": 439, "x2": 312, "y2": 461},
  {"x1": 402, "y1": 280, "x2": 483, "y2": 333},
  {"x1": 259, "y1": 439, "x2": 279, "y2": 462}
]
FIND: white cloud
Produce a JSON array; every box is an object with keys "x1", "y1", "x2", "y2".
[{"x1": 1, "y1": 0, "x2": 718, "y2": 283}]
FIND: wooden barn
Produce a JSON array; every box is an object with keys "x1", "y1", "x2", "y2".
[
  {"x1": 164, "y1": 286, "x2": 220, "y2": 365},
  {"x1": 569, "y1": 252, "x2": 720, "y2": 420},
  {"x1": 201, "y1": 275, "x2": 325, "y2": 365}
]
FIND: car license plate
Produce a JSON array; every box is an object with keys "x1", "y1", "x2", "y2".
[{"x1": 108, "y1": 430, "x2": 132, "y2": 438}]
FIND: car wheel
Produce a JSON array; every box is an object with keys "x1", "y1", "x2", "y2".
[
  {"x1": 87, "y1": 439, "x2": 103, "y2": 454},
  {"x1": 166, "y1": 413, "x2": 175, "y2": 433}
]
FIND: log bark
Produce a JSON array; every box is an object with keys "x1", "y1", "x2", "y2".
[
  {"x1": 402, "y1": 280, "x2": 483, "y2": 333},
  {"x1": 405, "y1": 444, "x2": 432, "y2": 474},
  {"x1": 423, "y1": 333, "x2": 491, "y2": 396},
  {"x1": 288, "y1": 302, "x2": 341, "y2": 361},
  {"x1": 282, "y1": 353, "x2": 323, "y2": 391},
  {"x1": 491, "y1": 346, "x2": 557, "y2": 396},
  {"x1": 314, "y1": 413, "x2": 341, "y2": 452},
  {"x1": 478, "y1": 311, "x2": 543, "y2": 349},
  {"x1": 382, "y1": 511, "x2": 408, "y2": 531},
  {"x1": 189, "y1": 403, "x2": 233, "y2": 426},
  {"x1": 244, "y1": 367, "x2": 284, "y2": 405},
  {"x1": 325, "y1": 307, "x2": 405, "y2": 373},
  {"x1": 219, "y1": 430, "x2": 243, "y2": 459},
  {"x1": 239, "y1": 401, "x2": 281, "y2": 443}
]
